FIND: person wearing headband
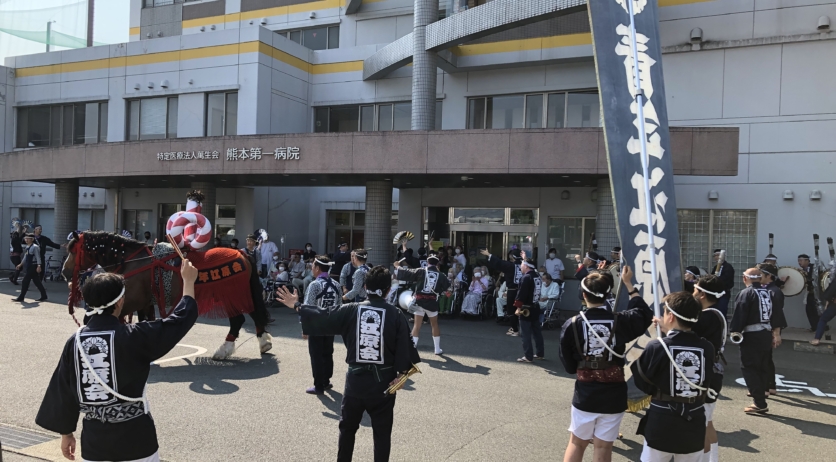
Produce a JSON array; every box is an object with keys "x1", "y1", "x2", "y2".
[
  {"x1": 560, "y1": 266, "x2": 654, "y2": 462},
  {"x1": 729, "y1": 268, "x2": 774, "y2": 414},
  {"x1": 683, "y1": 266, "x2": 701, "y2": 294},
  {"x1": 811, "y1": 274, "x2": 836, "y2": 346},
  {"x1": 710, "y1": 249, "x2": 735, "y2": 317},
  {"x1": 631, "y1": 292, "x2": 715, "y2": 462},
  {"x1": 481, "y1": 248, "x2": 524, "y2": 335},
  {"x1": 574, "y1": 251, "x2": 601, "y2": 307},
  {"x1": 36, "y1": 259, "x2": 199, "y2": 462},
  {"x1": 691, "y1": 275, "x2": 729, "y2": 462},
  {"x1": 276, "y1": 266, "x2": 420, "y2": 462},
  {"x1": 513, "y1": 256, "x2": 545, "y2": 363},
  {"x1": 394, "y1": 253, "x2": 450, "y2": 355},
  {"x1": 797, "y1": 253, "x2": 821, "y2": 331},
  {"x1": 342, "y1": 249, "x2": 370, "y2": 303},
  {"x1": 299, "y1": 255, "x2": 342, "y2": 394},
  {"x1": 609, "y1": 247, "x2": 621, "y2": 265},
  {"x1": 756, "y1": 263, "x2": 788, "y2": 400}
]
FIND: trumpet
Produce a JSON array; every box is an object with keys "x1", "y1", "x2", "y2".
[
  {"x1": 729, "y1": 332, "x2": 744, "y2": 344},
  {"x1": 516, "y1": 307, "x2": 530, "y2": 317},
  {"x1": 384, "y1": 364, "x2": 421, "y2": 395}
]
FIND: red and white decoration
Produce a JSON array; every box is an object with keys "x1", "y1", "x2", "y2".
[{"x1": 166, "y1": 198, "x2": 212, "y2": 251}]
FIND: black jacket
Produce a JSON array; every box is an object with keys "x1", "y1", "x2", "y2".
[
  {"x1": 34, "y1": 234, "x2": 60, "y2": 261},
  {"x1": 486, "y1": 254, "x2": 521, "y2": 290},
  {"x1": 729, "y1": 283, "x2": 773, "y2": 350},
  {"x1": 711, "y1": 261, "x2": 735, "y2": 293}
]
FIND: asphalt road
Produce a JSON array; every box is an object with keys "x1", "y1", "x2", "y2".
[{"x1": 1, "y1": 281, "x2": 835, "y2": 461}]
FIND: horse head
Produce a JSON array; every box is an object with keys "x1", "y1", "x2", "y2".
[{"x1": 62, "y1": 231, "x2": 93, "y2": 283}]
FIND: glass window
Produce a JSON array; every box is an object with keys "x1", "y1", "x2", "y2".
[
  {"x1": 62, "y1": 105, "x2": 74, "y2": 145},
  {"x1": 510, "y1": 209, "x2": 538, "y2": 225},
  {"x1": 128, "y1": 100, "x2": 140, "y2": 141},
  {"x1": 225, "y1": 93, "x2": 237, "y2": 136},
  {"x1": 217, "y1": 205, "x2": 236, "y2": 219},
  {"x1": 139, "y1": 98, "x2": 167, "y2": 140},
  {"x1": 378, "y1": 104, "x2": 393, "y2": 131},
  {"x1": 547, "y1": 217, "x2": 596, "y2": 263},
  {"x1": 276, "y1": 31, "x2": 288, "y2": 39},
  {"x1": 393, "y1": 102, "x2": 411, "y2": 130},
  {"x1": 290, "y1": 30, "x2": 301, "y2": 44},
  {"x1": 525, "y1": 94, "x2": 544, "y2": 129},
  {"x1": 99, "y1": 102, "x2": 108, "y2": 142},
  {"x1": 547, "y1": 92, "x2": 566, "y2": 128},
  {"x1": 331, "y1": 211, "x2": 351, "y2": 226},
  {"x1": 508, "y1": 232, "x2": 538, "y2": 257},
  {"x1": 17, "y1": 106, "x2": 49, "y2": 147},
  {"x1": 467, "y1": 98, "x2": 486, "y2": 129},
  {"x1": 303, "y1": 27, "x2": 328, "y2": 51},
  {"x1": 354, "y1": 212, "x2": 365, "y2": 226},
  {"x1": 566, "y1": 92, "x2": 601, "y2": 128},
  {"x1": 314, "y1": 107, "x2": 329, "y2": 132},
  {"x1": 328, "y1": 26, "x2": 340, "y2": 49},
  {"x1": 488, "y1": 95, "x2": 524, "y2": 129},
  {"x1": 329, "y1": 107, "x2": 358, "y2": 132},
  {"x1": 72, "y1": 103, "x2": 87, "y2": 144},
  {"x1": 351, "y1": 230, "x2": 365, "y2": 249},
  {"x1": 435, "y1": 100, "x2": 443, "y2": 130},
  {"x1": 452, "y1": 208, "x2": 504, "y2": 224},
  {"x1": 167, "y1": 97, "x2": 178, "y2": 138},
  {"x1": 359, "y1": 105, "x2": 374, "y2": 132},
  {"x1": 50, "y1": 106, "x2": 61, "y2": 146}
]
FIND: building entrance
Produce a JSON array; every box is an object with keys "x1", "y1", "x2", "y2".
[{"x1": 454, "y1": 231, "x2": 504, "y2": 267}]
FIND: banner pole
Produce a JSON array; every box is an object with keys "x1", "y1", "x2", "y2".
[{"x1": 625, "y1": 0, "x2": 662, "y2": 336}]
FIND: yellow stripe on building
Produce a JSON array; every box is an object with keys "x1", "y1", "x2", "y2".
[
  {"x1": 129, "y1": 27, "x2": 140, "y2": 36},
  {"x1": 452, "y1": 32, "x2": 592, "y2": 56}
]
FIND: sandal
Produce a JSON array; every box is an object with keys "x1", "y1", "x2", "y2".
[
  {"x1": 744, "y1": 404, "x2": 769, "y2": 414},
  {"x1": 516, "y1": 357, "x2": 532, "y2": 363},
  {"x1": 810, "y1": 339, "x2": 821, "y2": 346}
]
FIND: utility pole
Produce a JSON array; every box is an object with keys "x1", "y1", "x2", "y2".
[
  {"x1": 87, "y1": 0, "x2": 95, "y2": 47},
  {"x1": 46, "y1": 21, "x2": 54, "y2": 52}
]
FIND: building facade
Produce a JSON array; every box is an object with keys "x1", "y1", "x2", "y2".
[{"x1": 1, "y1": 0, "x2": 834, "y2": 329}]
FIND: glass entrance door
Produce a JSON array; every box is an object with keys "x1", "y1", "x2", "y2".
[{"x1": 453, "y1": 231, "x2": 504, "y2": 267}]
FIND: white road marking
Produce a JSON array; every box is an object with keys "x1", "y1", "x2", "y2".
[
  {"x1": 152, "y1": 344, "x2": 207, "y2": 365},
  {"x1": 736, "y1": 374, "x2": 836, "y2": 398}
]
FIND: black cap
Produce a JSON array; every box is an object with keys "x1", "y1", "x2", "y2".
[
  {"x1": 427, "y1": 255, "x2": 439, "y2": 264},
  {"x1": 586, "y1": 251, "x2": 600, "y2": 261},
  {"x1": 612, "y1": 246, "x2": 621, "y2": 252},
  {"x1": 713, "y1": 249, "x2": 723, "y2": 254},
  {"x1": 339, "y1": 242, "x2": 348, "y2": 247},
  {"x1": 686, "y1": 266, "x2": 701, "y2": 276},
  {"x1": 799, "y1": 254, "x2": 810, "y2": 259}
]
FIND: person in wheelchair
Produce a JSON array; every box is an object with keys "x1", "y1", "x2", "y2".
[
  {"x1": 538, "y1": 273, "x2": 561, "y2": 310},
  {"x1": 461, "y1": 267, "x2": 489, "y2": 316}
]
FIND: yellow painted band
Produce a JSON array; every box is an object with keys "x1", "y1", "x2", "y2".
[
  {"x1": 452, "y1": 32, "x2": 592, "y2": 56},
  {"x1": 310, "y1": 60, "x2": 363, "y2": 74},
  {"x1": 129, "y1": 27, "x2": 140, "y2": 35}
]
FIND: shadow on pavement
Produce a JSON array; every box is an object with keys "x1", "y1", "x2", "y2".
[
  {"x1": 765, "y1": 414, "x2": 836, "y2": 440},
  {"x1": 612, "y1": 436, "x2": 643, "y2": 459},
  {"x1": 717, "y1": 429, "x2": 760, "y2": 454},
  {"x1": 318, "y1": 389, "x2": 372, "y2": 427},
  {"x1": 148, "y1": 355, "x2": 280, "y2": 395},
  {"x1": 770, "y1": 395, "x2": 836, "y2": 416},
  {"x1": 422, "y1": 355, "x2": 491, "y2": 375}
]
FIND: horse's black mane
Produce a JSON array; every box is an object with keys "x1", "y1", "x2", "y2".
[{"x1": 80, "y1": 230, "x2": 148, "y2": 268}]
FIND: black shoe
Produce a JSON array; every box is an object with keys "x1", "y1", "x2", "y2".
[
  {"x1": 9, "y1": 279, "x2": 18, "y2": 285},
  {"x1": 326, "y1": 383, "x2": 334, "y2": 390},
  {"x1": 36, "y1": 297, "x2": 48, "y2": 302},
  {"x1": 11, "y1": 297, "x2": 23, "y2": 302}
]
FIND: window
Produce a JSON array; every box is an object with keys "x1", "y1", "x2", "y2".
[
  {"x1": 314, "y1": 101, "x2": 441, "y2": 132},
  {"x1": 510, "y1": 209, "x2": 538, "y2": 225},
  {"x1": 547, "y1": 216, "x2": 596, "y2": 278},
  {"x1": 215, "y1": 205, "x2": 236, "y2": 246},
  {"x1": 326, "y1": 210, "x2": 399, "y2": 255},
  {"x1": 276, "y1": 26, "x2": 340, "y2": 50},
  {"x1": 127, "y1": 97, "x2": 178, "y2": 141},
  {"x1": 452, "y1": 208, "x2": 504, "y2": 224},
  {"x1": 16, "y1": 102, "x2": 108, "y2": 148},
  {"x1": 122, "y1": 209, "x2": 152, "y2": 241},
  {"x1": 206, "y1": 92, "x2": 238, "y2": 136},
  {"x1": 467, "y1": 90, "x2": 600, "y2": 129}
]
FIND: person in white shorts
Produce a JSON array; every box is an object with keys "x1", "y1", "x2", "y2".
[
  {"x1": 559, "y1": 266, "x2": 654, "y2": 462},
  {"x1": 395, "y1": 254, "x2": 450, "y2": 355}
]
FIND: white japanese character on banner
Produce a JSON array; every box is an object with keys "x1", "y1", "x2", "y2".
[
  {"x1": 212, "y1": 151, "x2": 219, "y2": 159},
  {"x1": 274, "y1": 147, "x2": 287, "y2": 160},
  {"x1": 251, "y1": 147, "x2": 262, "y2": 160},
  {"x1": 288, "y1": 147, "x2": 300, "y2": 160},
  {"x1": 197, "y1": 151, "x2": 204, "y2": 159},
  {"x1": 226, "y1": 148, "x2": 238, "y2": 161},
  {"x1": 239, "y1": 148, "x2": 249, "y2": 160},
  {"x1": 157, "y1": 153, "x2": 163, "y2": 161},
  {"x1": 615, "y1": 0, "x2": 648, "y2": 15}
]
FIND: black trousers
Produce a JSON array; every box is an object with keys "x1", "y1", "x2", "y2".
[
  {"x1": 9, "y1": 256, "x2": 21, "y2": 282},
  {"x1": 19, "y1": 268, "x2": 47, "y2": 300},
  {"x1": 506, "y1": 289, "x2": 519, "y2": 332},
  {"x1": 766, "y1": 349, "x2": 776, "y2": 391},
  {"x1": 338, "y1": 393, "x2": 396, "y2": 462},
  {"x1": 308, "y1": 335, "x2": 335, "y2": 390},
  {"x1": 740, "y1": 337, "x2": 772, "y2": 408},
  {"x1": 805, "y1": 295, "x2": 821, "y2": 330}
]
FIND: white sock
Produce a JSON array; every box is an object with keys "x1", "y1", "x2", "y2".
[
  {"x1": 709, "y1": 442, "x2": 718, "y2": 462},
  {"x1": 412, "y1": 337, "x2": 419, "y2": 347},
  {"x1": 433, "y1": 336, "x2": 441, "y2": 353}
]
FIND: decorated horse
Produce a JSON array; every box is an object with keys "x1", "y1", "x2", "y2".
[{"x1": 62, "y1": 230, "x2": 272, "y2": 360}]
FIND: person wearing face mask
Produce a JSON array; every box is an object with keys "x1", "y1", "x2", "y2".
[
  {"x1": 545, "y1": 248, "x2": 565, "y2": 283},
  {"x1": 290, "y1": 252, "x2": 307, "y2": 293},
  {"x1": 257, "y1": 231, "x2": 278, "y2": 278},
  {"x1": 538, "y1": 273, "x2": 561, "y2": 312},
  {"x1": 461, "y1": 268, "x2": 489, "y2": 316},
  {"x1": 273, "y1": 256, "x2": 290, "y2": 285},
  {"x1": 453, "y1": 246, "x2": 466, "y2": 268},
  {"x1": 482, "y1": 248, "x2": 523, "y2": 335},
  {"x1": 303, "y1": 243, "x2": 316, "y2": 262}
]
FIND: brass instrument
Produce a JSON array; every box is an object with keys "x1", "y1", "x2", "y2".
[
  {"x1": 729, "y1": 332, "x2": 744, "y2": 344},
  {"x1": 384, "y1": 364, "x2": 421, "y2": 395},
  {"x1": 714, "y1": 249, "x2": 726, "y2": 275},
  {"x1": 516, "y1": 307, "x2": 530, "y2": 317}
]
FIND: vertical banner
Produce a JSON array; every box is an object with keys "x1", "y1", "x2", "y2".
[{"x1": 588, "y1": 0, "x2": 683, "y2": 308}]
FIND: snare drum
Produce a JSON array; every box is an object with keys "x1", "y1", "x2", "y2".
[
  {"x1": 607, "y1": 263, "x2": 621, "y2": 294},
  {"x1": 777, "y1": 266, "x2": 805, "y2": 297},
  {"x1": 822, "y1": 271, "x2": 832, "y2": 292}
]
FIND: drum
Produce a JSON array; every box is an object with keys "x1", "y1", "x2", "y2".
[
  {"x1": 777, "y1": 266, "x2": 805, "y2": 297},
  {"x1": 398, "y1": 290, "x2": 416, "y2": 311},
  {"x1": 822, "y1": 271, "x2": 832, "y2": 292}
]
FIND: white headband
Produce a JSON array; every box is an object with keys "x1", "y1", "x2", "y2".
[
  {"x1": 368, "y1": 289, "x2": 383, "y2": 296},
  {"x1": 584, "y1": 253, "x2": 600, "y2": 263},
  {"x1": 581, "y1": 278, "x2": 609, "y2": 298},
  {"x1": 314, "y1": 258, "x2": 334, "y2": 267},
  {"x1": 743, "y1": 274, "x2": 762, "y2": 279},
  {"x1": 685, "y1": 269, "x2": 698, "y2": 277},
  {"x1": 665, "y1": 301, "x2": 699, "y2": 323},
  {"x1": 694, "y1": 284, "x2": 725, "y2": 299},
  {"x1": 760, "y1": 268, "x2": 776, "y2": 278},
  {"x1": 87, "y1": 286, "x2": 126, "y2": 316},
  {"x1": 764, "y1": 257, "x2": 777, "y2": 261}
]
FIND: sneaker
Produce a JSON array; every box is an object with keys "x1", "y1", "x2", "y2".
[
  {"x1": 744, "y1": 404, "x2": 769, "y2": 414},
  {"x1": 434, "y1": 349, "x2": 443, "y2": 356},
  {"x1": 305, "y1": 386, "x2": 324, "y2": 395},
  {"x1": 508, "y1": 331, "x2": 520, "y2": 337}
]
